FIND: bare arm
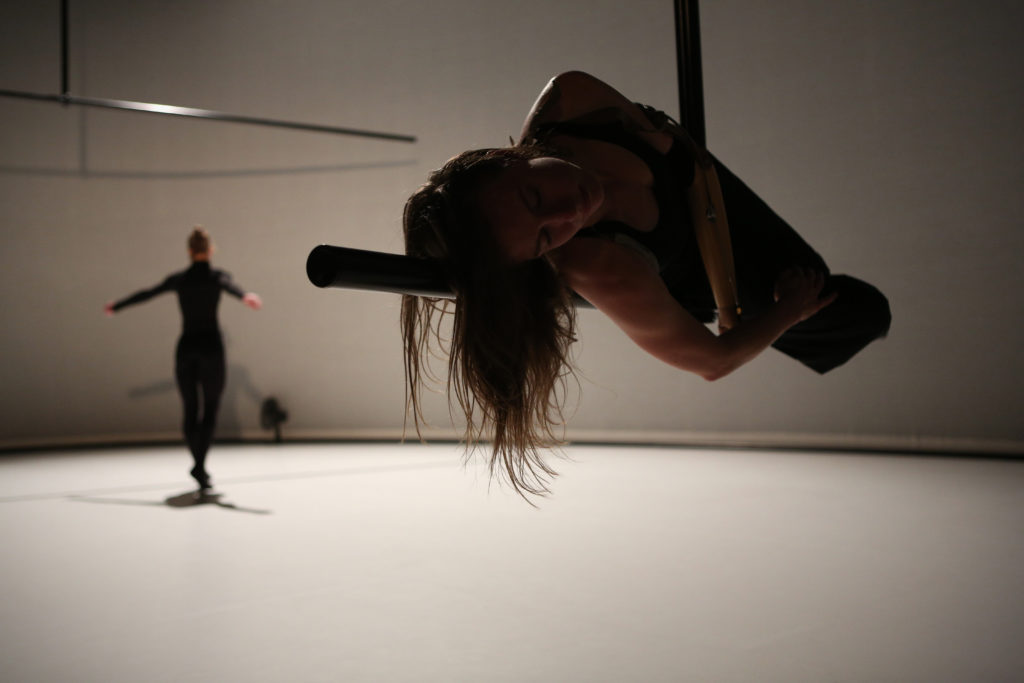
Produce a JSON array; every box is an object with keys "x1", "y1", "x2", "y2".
[
  {"x1": 105, "y1": 275, "x2": 177, "y2": 314},
  {"x1": 555, "y1": 240, "x2": 834, "y2": 381}
]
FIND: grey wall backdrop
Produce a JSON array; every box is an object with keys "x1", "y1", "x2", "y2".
[{"x1": 1, "y1": 0, "x2": 1021, "y2": 452}]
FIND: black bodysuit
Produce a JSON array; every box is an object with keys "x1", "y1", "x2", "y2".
[
  {"x1": 533, "y1": 111, "x2": 891, "y2": 373},
  {"x1": 113, "y1": 261, "x2": 245, "y2": 484}
]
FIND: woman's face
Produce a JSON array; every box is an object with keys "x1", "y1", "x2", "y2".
[{"x1": 478, "y1": 157, "x2": 605, "y2": 263}]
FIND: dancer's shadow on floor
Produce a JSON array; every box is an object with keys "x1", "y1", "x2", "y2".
[{"x1": 70, "y1": 489, "x2": 271, "y2": 515}]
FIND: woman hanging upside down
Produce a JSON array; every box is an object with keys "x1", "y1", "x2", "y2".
[{"x1": 402, "y1": 71, "x2": 890, "y2": 496}]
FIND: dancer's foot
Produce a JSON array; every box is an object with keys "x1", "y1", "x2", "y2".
[{"x1": 190, "y1": 466, "x2": 212, "y2": 490}]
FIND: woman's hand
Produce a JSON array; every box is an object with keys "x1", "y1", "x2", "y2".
[
  {"x1": 773, "y1": 267, "x2": 837, "y2": 322},
  {"x1": 243, "y1": 293, "x2": 263, "y2": 311}
]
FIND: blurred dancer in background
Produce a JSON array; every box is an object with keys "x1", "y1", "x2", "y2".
[{"x1": 105, "y1": 227, "x2": 262, "y2": 490}]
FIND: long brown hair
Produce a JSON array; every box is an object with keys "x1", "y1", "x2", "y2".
[{"x1": 402, "y1": 147, "x2": 578, "y2": 498}]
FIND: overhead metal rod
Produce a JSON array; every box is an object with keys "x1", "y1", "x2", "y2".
[
  {"x1": 0, "y1": 88, "x2": 417, "y2": 142},
  {"x1": 2, "y1": 0, "x2": 416, "y2": 143}
]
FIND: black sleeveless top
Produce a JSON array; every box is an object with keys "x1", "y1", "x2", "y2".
[
  {"x1": 530, "y1": 117, "x2": 699, "y2": 272},
  {"x1": 530, "y1": 115, "x2": 716, "y2": 321}
]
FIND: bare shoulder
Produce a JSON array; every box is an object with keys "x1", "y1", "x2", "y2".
[
  {"x1": 520, "y1": 72, "x2": 672, "y2": 152},
  {"x1": 546, "y1": 71, "x2": 623, "y2": 106},
  {"x1": 553, "y1": 238, "x2": 660, "y2": 300}
]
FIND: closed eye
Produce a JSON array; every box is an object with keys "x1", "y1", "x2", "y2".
[{"x1": 521, "y1": 187, "x2": 542, "y2": 213}]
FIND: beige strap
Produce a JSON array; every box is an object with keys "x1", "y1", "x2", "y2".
[
  {"x1": 636, "y1": 106, "x2": 742, "y2": 329},
  {"x1": 687, "y1": 161, "x2": 741, "y2": 330}
]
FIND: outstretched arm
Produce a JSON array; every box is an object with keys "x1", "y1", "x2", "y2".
[
  {"x1": 105, "y1": 276, "x2": 176, "y2": 314},
  {"x1": 556, "y1": 239, "x2": 834, "y2": 381},
  {"x1": 217, "y1": 270, "x2": 261, "y2": 310}
]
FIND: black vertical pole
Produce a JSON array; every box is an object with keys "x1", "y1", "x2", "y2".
[
  {"x1": 60, "y1": 0, "x2": 69, "y2": 101},
  {"x1": 674, "y1": 0, "x2": 706, "y2": 147}
]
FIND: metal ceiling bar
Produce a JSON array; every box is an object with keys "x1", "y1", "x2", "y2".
[
  {"x1": 2, "y1": 0, "x2": 416, "y2": 143},
  {"x1": 0, "y1": 88, "x2": 417, "y2": 141}
]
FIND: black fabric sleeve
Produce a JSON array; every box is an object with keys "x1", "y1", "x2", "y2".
[
  {"x1": 111, "y1": 274, "x2": 178, "y2": 311},
  {"x1": 217, "y1": 270, "x2": 245, "y2": 299}
]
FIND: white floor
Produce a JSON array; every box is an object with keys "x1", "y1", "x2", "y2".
[{"x1": 0, "y1": 443, "x2": 1021, "y2": 683}]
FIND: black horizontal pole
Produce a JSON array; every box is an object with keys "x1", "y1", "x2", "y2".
[
  {"x1": 306, "y1": 244, "x2": 595, "y2": 308},
  {"x1": 307, "y1": 245, "x2": 454, "y2": 299},
  {"x1": 0, "y1": 88, "x2": 416, "y2": 142}
]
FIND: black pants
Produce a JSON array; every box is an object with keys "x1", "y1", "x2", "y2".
[
  {"x1": 666, "y1": 157, "x2": 891, "y2": 374},
  {"x1": 175, "y1": 335, "x2": 226, "y2": 476}
]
